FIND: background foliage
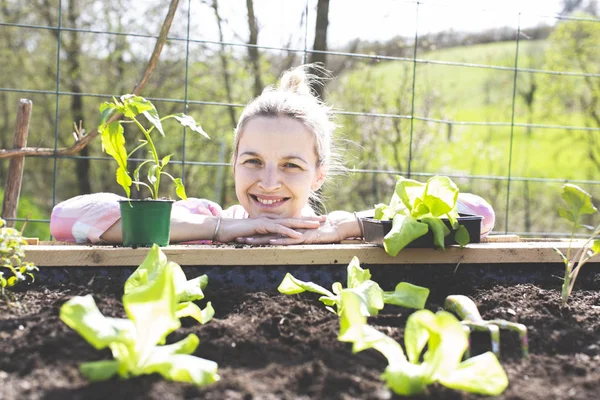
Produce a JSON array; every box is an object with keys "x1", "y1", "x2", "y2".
[{"x1": 0, "y1": 0, "x2": 599, "y2": 239}]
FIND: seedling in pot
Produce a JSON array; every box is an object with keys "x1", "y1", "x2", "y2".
[
  {"x1": 444, "y1": 295, "x2": 529, "y2": 359},
  {"x1": 339, "y1": 291, "x2": 509, "y2": 397},
  {"x1": 99, "y1": 94, "x2": 209, "y2": 200},
  {"x1": 0, "y1": 218, "x2": 38, "y2": 303},
  {"x1": 554, "y1": 184, "x2": 600, "y2": 306},
  {"x1": 373, "y1": 175, "x2": 470, "y2": 256},
  {"x1": 278, "y1": 256, "x2": 430, "y2": 334}
]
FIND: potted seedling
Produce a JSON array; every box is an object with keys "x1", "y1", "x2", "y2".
[
  {"x1": 362, "y1": 175, "x2": 481, "y2": 256},
  {"x1": 99, "y1": 94, "x2": 209, "y2": 247}
]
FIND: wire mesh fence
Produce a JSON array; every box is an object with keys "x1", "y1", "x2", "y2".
[{"x1": 0, "y1": 0, "x2": 599, "y2": 240}]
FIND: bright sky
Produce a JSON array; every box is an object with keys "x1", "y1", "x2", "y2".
[{"x1": 204, "y1": 0, "x2": 565, "y2": 48}]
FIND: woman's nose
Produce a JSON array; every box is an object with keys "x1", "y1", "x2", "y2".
[{"x1": 258, "y1": 164, "x2": 281, "y2": 191}]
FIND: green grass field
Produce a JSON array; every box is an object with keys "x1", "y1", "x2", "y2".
[{"x1": 328, "y1": 39, "x2": 600, "y2": 234}]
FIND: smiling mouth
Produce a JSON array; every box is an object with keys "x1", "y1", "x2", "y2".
[{"x1": 251, "y1": 195, "x2": 289, "y2": 206}]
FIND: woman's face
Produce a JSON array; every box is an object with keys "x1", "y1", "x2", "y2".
[{"x1": 234, "y1": 116, "x2": 325, "y2": 218}]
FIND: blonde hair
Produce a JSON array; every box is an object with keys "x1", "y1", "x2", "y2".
[
  {"x1": 232, "y1": 64, "x2": 342, "y2": 210},
  {"x1": 233, "y1": 64, "x2": 339, "y2": 169}
]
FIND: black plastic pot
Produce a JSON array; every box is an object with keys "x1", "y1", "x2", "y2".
[
  {"x1": 362, "y1": 213, "x2": 482, "y2": 248},
  {"x1": 118, "y1": 199, "x2": 173, "y2": 247}
]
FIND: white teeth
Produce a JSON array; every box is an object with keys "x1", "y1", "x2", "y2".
[{"x1": 256, "y1": 197, "x2": 282, "y2": 205}]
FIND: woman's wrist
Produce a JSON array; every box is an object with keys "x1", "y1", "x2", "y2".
[{"x1": 333, "y1": 213, "x2": 363, "y2": 240}]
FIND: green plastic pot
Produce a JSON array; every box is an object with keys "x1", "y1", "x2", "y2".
[{"x1": 118, "y1": 199, "x2": 173, "y2": 247}]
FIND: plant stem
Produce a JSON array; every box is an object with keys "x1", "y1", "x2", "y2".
[{"x1": 132, "y1": 117, "x2": 160, "y2": 199}]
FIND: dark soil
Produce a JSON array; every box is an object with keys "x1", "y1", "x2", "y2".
[{"x1": 2, "y1": 263, "x2": 600, "y2": 400}]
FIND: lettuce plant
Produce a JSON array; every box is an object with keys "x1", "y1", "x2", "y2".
[
  {"x1": 278, "y1": 256, "x2": 429, "y2": 334},
  {"x1": 338, "y1": 291, "x2": 508, "y2": 397},
  {"x1": 554, "y1": 184, "x2": 600, "y2": 305},
  {"x1": 124, "y1": 244, "x2": 214, "y2": 324},
  {"x1": 60, "y1": 245, "x2": 218, "y2": 385},
  {"x1": 0, "y1": 218, "x2": 38, "y2": 301},
  {"x1": 99, "y1": 94, "x2": 209, "y2": 200},
  {"x1": 374, "y1": 175, "x2": 470, "y2": 256}
]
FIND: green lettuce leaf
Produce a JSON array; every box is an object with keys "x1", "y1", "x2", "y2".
[
  {"x1": 383, "y1": 282, "x2": 429, "y2": 309},
  {"x1": 383, "y1": 214, "x2": 429, "y2": 256}
]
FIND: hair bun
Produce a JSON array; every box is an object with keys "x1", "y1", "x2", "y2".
[{"x1": 279, "y1": 66, "x2": 313, "y2": 96}]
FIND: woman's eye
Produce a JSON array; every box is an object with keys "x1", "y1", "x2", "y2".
[
  {"x1": 244, "y1": 159, "x2": 261, "y2": 165},
  {"x1": 283, "y1": 162, "x2": 301, "y2": 169}
]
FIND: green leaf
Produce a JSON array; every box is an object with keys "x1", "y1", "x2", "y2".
[
  {"x1": 420, "y1": 216, "x2": 450, "y2": 249},
  {"x1": 454, "y1": 225, "x2": 470, "y2": 247},
  {"x1": 558, "y1": 184, "x2": 598, "y2": 226},
  {"x1": 148, "y1": 164, "x2": 160, "y2": 185},
  {"x1": 124, "y1": 244, "x2": 168, "y2": 293},
  {"x1": 161, "y1": 154, "x2": 172, "y2": 167},
  {"x1": 177, "y1": 274, "x2": 208, "y2": 302},
  {"x1": 347, "y1": 280, "x2": 385, "y2": 317},
  {"x1": 337, "y1": 290, "x2": 368, "y2": 336},
  {"x1": 591, "y1": 240, "x2": 600, "y2": 256},
  {"x1": 440, "y1": 352, "x2": 508, "y2": 396},
  {"x1": 374, "y1": 203, "x2": 388, "y2": 220},
  {"x1": 144, "y1": 353, "x2": 219, "y2": 386},
  {"x1": 346, "y1": 256, "x2": 371, "y2": 288},
  {"x1": 331, "y1": 281, "x2": 343, "y2": 295},
  {"x1": 175, "y1": 301, "x2": 214, "y2": 324},
  {"x1": 120, "y1": 95, "x2": 154, "y2": 118},
  {"x1": 143, "y1": 108, "x2": 164, "y2": 136},
  {"x1": 277, "y1": 273, "x2": 334, "y2": 298},
  {"x1": 419, "y1": 311, "x2": 468, "y2": 383},
  {"x1": 422, "y1": 176, "x2": 459, "y2": 217},
  {"x1": 99, "y1": 103, "x2": 117, "y2": 126},
  {"x1": 100, "y1": 120, "x2": 131, "y2": 197},
  {"x1": 383, "y1": 282, "x2": 430, "y2": 309},
  {"x1": 122, "y1": 259, "x2": 180, "y2": 361},
  {"x1": 116, "y1": 166, "x2": 132, "y2": 198},
  {"x1": 395, "y1": 177, "x2": 426, "y2": 212},
  {"x1": 383, "y1": 215, "x2": 429, "y2": 256},
  {"x1": 80, "y1": 360, "x2": 120, "y2": 381},
  {"x1": 174, "y1": 178, "x2": 187, "y2": 200},
  {"x1": 382, "y1": 362, "x2": 428, "y2": 396},
  {"x1": 404, "y1": 309, "x2": 436, "y2": 364},
  {"x1": 133, "y1": 159, "x2": 153, "y2": 184},
  {"x1": 173, "y1": 114, "x2": 210, "y2": 139},
  {"x1": 59, "y1": 294, "x2": 134, "y2": 350}
]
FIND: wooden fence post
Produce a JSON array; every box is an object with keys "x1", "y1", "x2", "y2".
[{"x1": 1, "y1": 99, "x2": 32, "y2": 227}]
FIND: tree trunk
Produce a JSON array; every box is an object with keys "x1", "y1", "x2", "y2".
[
  {"x1": 67, "y1": 0, "x2": 91, "y2": 194},
  {"x1": 212, "y1": 0, "x2": 237, "y2": 206},
  {"x1": 309, "y1": 0, "x2": 330, "y2": 100},
  {"x1": 246, "y1": 0, "x2": 262, "y2": 98}
]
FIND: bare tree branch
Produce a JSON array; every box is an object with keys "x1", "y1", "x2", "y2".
[{"x1": 0, "y1": 0, "x2": 180, "y2": 160}]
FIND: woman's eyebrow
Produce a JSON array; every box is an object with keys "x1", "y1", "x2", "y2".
[
  {"x1": 239, "y1": 151, "x2": 308, "y2": 164},
  {"x1": 282, "y1": 155, "x2": 309, "y2": 164}
]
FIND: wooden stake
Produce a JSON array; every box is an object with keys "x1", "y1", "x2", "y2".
[{"x1": 2, "y1": 99, "x2": 32, "y2": 227}]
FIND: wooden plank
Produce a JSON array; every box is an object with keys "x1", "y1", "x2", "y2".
[
  {"x1": 1, "y1": 99, "x2": 32, "y2": 227},
  {"x1": 23, "y1": 240, "x2": 588, "y2": 267}
]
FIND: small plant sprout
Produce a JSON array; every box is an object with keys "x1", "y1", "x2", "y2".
[
  {"x1": 374, "y1": 175, "x2": 470, "y2": 256},
  {"x1": 444, "y1": 295, "x2": 529, "y2": 359},
  {"x1": 99, "y1": 94, "x2": 209, "y2": 200},
  {"x1": 338, "y1": 291, "x2": 508, "y2": 397},
  {"x1": 0, "y1": 218, "x2": 38, "y2": 302},
  {"x1": 278, "y1": 256, "x2": 429, "y2": 334},
  {"x1": 60, "y1": 245, "x2": 218, "y2": 385},
  {"x1": 554, "y1": 184, "x2": 600, "y2": 306},
  {"x1": 124, "y1": 244, "x2": 214, "y2": 324}
]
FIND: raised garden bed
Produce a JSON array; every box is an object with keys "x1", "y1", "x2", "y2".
[{"x1": 2, "y1": 258, "x2": 600, "y2": 400}]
